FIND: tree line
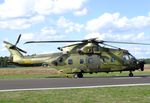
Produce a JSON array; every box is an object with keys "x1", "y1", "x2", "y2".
[
  {"x1": 144, "y1": 59, "x2": 150, "y2": 64},
  {"x1": 0, "y1": 56, "x2": 14, "y2": 67}
]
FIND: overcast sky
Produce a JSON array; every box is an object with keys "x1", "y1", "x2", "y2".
[{"x1": 0, "y1": 0, "x2": 150, "y2": 58}]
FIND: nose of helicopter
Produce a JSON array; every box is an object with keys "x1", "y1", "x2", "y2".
[{"x1": 138, "y1": 60, "x2": 145, "y2": 71}]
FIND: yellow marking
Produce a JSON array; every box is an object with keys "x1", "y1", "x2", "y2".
[{"x1": 23, "y1": 60, "x2": 32, "y2": 64}]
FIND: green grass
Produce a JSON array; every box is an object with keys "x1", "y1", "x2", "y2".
[
  {"x1": 0, "y1": 74, "x2": 63, "y2": 79},
  {"x1": 84, "y1": 71, "x2": 150, "y2": 77},
  {"x1": 0, "y1": 71, "x2": 149, "y2": 79},
  {"x1": 0, "y1": 86, "x2": 150, "y2": 103},
  {"x1": 0, "y1": 67, "x2": 150, "y2": 79}
]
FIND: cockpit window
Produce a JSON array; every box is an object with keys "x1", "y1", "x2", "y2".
[
  {"x1": 123, "y1": 53, "x2": 136, "y2": 61},
  {"x1": 123, "y1": 54, "x2": 129, "y2": 61},
  {"x1": 128, "y1": 54, "x2": 136, "y2": 60}
]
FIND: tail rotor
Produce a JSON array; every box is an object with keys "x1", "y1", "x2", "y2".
[{"x1": 4, "y1": 34, "x2": 27, "y2": 54}]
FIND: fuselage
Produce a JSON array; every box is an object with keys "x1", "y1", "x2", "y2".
[
  {"x1": 12, "y1": 53, "x2": 63, "y2": 67},
  {"x1": 48, "y1": 49, "x2": 142, "y2": 74}
]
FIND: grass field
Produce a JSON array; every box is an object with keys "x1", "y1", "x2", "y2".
[
  {"x1": 0, "y1": 86, "x2": 150, "y2": 103},
  {"x1": 0, "y1": 67, "x2": 63, "y2": 79},
  {"x1": 0, "y1": 64, "x2": 150, "y2": 79}
]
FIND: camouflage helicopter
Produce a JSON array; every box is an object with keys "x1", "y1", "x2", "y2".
[{"x1": 24, "y1": 37, "x2": 150, "y2": 78}]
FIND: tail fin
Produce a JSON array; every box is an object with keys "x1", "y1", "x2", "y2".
[{"x1": 4, "y1": 41, "x2": 23, "y2": 62}]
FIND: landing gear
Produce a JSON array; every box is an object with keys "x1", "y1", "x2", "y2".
[
  {"x1": 140, "y1": 61, "x2": 144, "y2": 71},
  {"x1": 42, "y1": 63, "x2": 48, "y2": 67},
  {"x1": 129, "y1": 71, "x2": 133, "y2": 77},
  {"x1": 74, "y1": 72, "x2": 83, "y2": 78}
]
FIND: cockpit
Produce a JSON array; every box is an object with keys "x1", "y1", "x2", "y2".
[{"x1": 122, "y1": 53, "x2": 136, "y2": 62}]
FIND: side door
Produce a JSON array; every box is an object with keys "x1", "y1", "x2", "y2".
[{"x1": 86, "y1": 55, "x2": 100, "y2": 72}]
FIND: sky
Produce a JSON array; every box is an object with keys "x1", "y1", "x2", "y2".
[{"x1": 0, "y1": 0, "x2": 150, "y2": 58}]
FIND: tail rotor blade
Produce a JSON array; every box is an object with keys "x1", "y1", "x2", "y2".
[
  {"x1": 16, "y1": 47, "x2": 27, "y2": 54},
  {"x1": 15, "y1": 34, "x2": 21, "y2": 46},
  {"x1": 4, "y1": 34, "x2": 27, "y2": 54}
]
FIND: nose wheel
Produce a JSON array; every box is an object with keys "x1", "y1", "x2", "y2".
[{"x1": 129, "y1": 71, "x2": 133, "y2": 77}]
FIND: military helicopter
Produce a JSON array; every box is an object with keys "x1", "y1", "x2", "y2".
[
  {"x1": 24, "y1": 37, "x2": 150, "y2": 78},
  {"x1": 4, "y1": 34, "x2": 63, "y2": 67}
]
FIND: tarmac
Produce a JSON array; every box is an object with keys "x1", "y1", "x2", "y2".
[{"x1": 0, "y1": 76, "x2": 150, "y2": 92}]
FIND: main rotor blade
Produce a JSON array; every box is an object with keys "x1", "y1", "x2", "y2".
[
  {"x1": 16, "y1": 47, "x2": 27, "y2": 54},
  {"x1": 24, "y1": 38, "x2": 99, "y2": 44},
  {"x1": 15, "y1": 34, "x2": 21, "y2": 46},
  {"x1": 102, "y1": 43, "x2": 121, "y2": 49},
  {"x1": 99, "y1": 40, "x2": 150, "y2": 45},
  {"x1": 25, "y1": 38, "x2": 150, "y2": 45},
  {"x1": 25, "y1": 40, "x2": 82, "y2": 44}
]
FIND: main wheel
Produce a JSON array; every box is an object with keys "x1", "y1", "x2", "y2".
[
  {"x1": 129, "y1": 72, "x2": 133, "y2": 77},
  {"x1": 74, "y1": 73, "x2": 83, "y2": 78},
  {"x1": 42, "y1": 63, "x2": 48, "y2": 67}
]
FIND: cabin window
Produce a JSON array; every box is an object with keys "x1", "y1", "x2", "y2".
[
  {"x1": 111, "y1": 57, "x2": 115, "y2": 62},
  {"x1": 68, "y1": 59, "x2": 73, "y2": 65},
  {"x1": 80, "y1": 59, "x2": 84, "y2": 64},
  {"x1": 102, "y1": 56, "x2": 110, "y2": 62},
  {"x1": 88, "y1": 58, "x2": 93, "y2": 64}
]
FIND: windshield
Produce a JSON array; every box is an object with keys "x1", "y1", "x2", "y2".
[
  {"x1": 123, "y1": 53, "x2": 136, "y2": 62},
  {"x1": 128, "y1": 53, "x2": 136, "y2": 60}
]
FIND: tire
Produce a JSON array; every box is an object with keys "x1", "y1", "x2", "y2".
[
  {"x1": 129, "y1": 72, "x2": 133, "y2": 77},
  {"x1": 74, "y1": 73, "x2": 83, "y2": 78}
]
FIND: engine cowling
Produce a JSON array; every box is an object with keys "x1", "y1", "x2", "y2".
[{"x1": 80, "y1": 43, "x2": 100, "y2": 54}]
